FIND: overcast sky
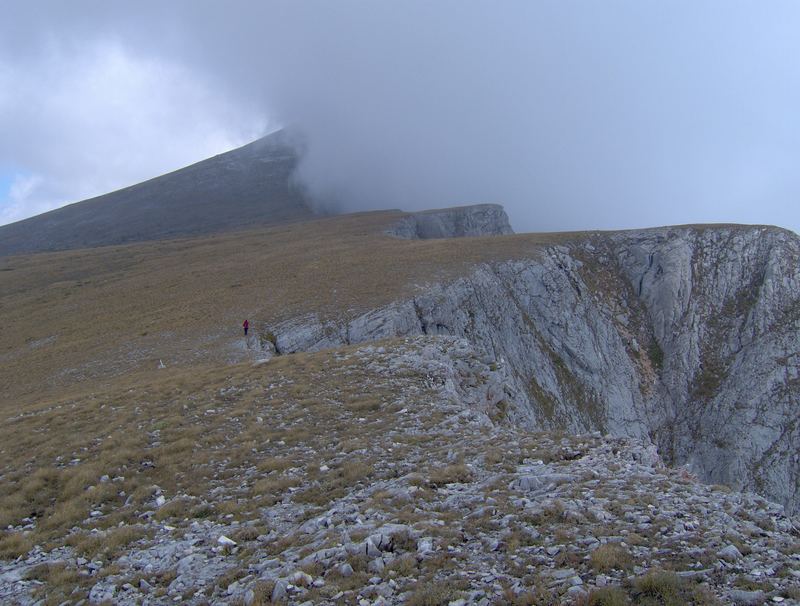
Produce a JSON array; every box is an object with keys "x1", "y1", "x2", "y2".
[{"x1": 1, "y1": 1, "x2": 799, "y2": 234}]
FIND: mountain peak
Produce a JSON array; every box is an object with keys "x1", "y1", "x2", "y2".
[{"x1": 0, "y1": 130, "x2": 316, "y2": 257}]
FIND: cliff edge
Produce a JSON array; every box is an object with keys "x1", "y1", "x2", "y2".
[
  {"x1": 387, "y1": 203, "x2": 514, "y2": 239},
  {"x1": 263, "y1": 224, "x2": 800, "y2": 513}
]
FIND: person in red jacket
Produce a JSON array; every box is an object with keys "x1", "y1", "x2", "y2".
[{"x1": 242, "y1": 319, "x2": 249, "y2": 336}]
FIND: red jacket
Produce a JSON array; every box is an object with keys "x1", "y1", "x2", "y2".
[{"x1": 243, "y1": 320, "x2": 249, "y2": 329}]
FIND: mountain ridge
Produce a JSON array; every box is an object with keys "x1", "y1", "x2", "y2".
[
  {"x1": 0, "y1": 130, "x2": 317, "y2": 257},
  {"x1": 258, "y1": 223, "x2": 800, "y2": 513},
  {"x1": 1, "y1": 208, "x2": 799, "y2": 604},
  {"x1": 1, "y1": 133, "x2": 799, "y2": 603}
]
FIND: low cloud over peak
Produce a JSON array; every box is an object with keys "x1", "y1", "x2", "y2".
[{"x1": 2, "y1": 1, "x2": 799, "y2": 234}]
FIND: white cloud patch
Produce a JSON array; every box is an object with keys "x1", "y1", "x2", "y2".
[
  {"x1": 0, "y1": 173, "x2": 44, "y2": 225},
  {"x1": 0, "y1": 38, "x2": 267, "y2": 226}
]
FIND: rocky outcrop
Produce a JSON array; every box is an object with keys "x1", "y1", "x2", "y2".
[
  {"x1": 387, "y1": 203, "x2": 514, "y2": 239},
  {"x1": 262, "y1": 225, "x2": 800, "y2": 513},
  {"x1": 2, "y1": 337, "x2": 798, "y2": 605}
]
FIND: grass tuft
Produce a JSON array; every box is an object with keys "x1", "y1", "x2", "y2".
[
  {"x1": 0, "y1": 531, "x2": 33, "y2": 559},
  {"x1": 590, "y1": 543, "x2": 633, "y2": 572},
  {"x1": 428, "y1": 464, "x2": 473, "y2": 487},
  {"x1": 406, "y1": 580, "x2": 461, "y2": 606}
]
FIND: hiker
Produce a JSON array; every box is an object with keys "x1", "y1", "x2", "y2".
[{"x1": 243, "y1": 319, "x2": 249, "y2": 336}]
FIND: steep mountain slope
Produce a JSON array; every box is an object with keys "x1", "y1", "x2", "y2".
[{"x1": 0, "y1": 130, "x2": 315, "y2": 256}]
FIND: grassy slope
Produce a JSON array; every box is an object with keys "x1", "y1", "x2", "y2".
[
  {"x1": 0, "y1": 210, "x2": 589, "y2": 409},
  {"x1": 2, "y1": 212, "x2": 797, "y2": 603},
  {"x1": 2, "y1": 337, "x2": 796, "y2": 605}
]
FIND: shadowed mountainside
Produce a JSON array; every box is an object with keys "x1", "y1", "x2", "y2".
[{"x1": 0, "y1": 130, "x2": 316, "y2": 256}]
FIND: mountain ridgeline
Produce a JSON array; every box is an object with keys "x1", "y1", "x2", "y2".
[
  {"x1": 386, "y1": 204, "x2": 514, "y2": 239},
  {"x1": 1, "y1": 130, "x2": 797, "y2": 515},
  {"x1": 262, "y1": 220, "x2": 800, "y2": 513},
  {"x1": 4, "y1": 128, "x2": 800, "y2": 604},
  {"x1": 0, "y1": 130, "x2": 316, "y2": 256}
]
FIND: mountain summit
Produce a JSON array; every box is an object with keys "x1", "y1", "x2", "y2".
[{"x1": 0, "y1": 130, "x2": 316, "y2": 257}]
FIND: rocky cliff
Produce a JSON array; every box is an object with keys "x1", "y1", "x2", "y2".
[
  {"x1": 386, "y1": 203, "x2": 514, "y2": 239},
  {"x1": 262, "y1": 224, "x2": 800, "y2": 513}
]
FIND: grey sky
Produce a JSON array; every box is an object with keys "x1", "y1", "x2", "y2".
[{"x1": 1, "y1": 1, "x2": 799, "y2": 234}]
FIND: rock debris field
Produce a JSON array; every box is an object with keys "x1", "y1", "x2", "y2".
[{"x1": 1, "y1": 337, "x2": 798, "y2": 605}]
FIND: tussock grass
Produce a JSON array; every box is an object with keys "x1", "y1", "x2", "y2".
[
  {"x1": 153, "y1": 496, "x2": 199, "y2": 521},
  {"x1": 586, "y1": 586, "x2": 630, "y2": 606},
  {"x1": 0, "y1": 531, "x2": 33, "y2": 559},
  {"x1": 292, "y1": 460, "x2": 374, "y2": 506},
  {"x1": 632, "y1": 570, "x2": 683, "y2": 601},
  {"x1": 629, "y1": 570, "x2": 719, "y2": 606},
  {"x1": 66, "y1": 525, "x2": 150, "y2": 560},
  {"x1": 406, "y1": 580, "x2": 461, "y2": 606},
  {"x1": 590, "y1": 543, "x2": 633, "y2": 572},
  {"x1": 24, "y1": 562, "x2": 85, "y2": 604},
  {"x1": 499, "y1": 585, "x2": 560, "y2": 606},
  {"x1": 231, "y1": 524, "x2": 266, "y2": 543},
  {"x1": 428, "y1": 464, "x2": 473, "y2": 487},
  {"x1": 327, "y1": 568, "x2": 370, "y2": 593},
  {"x1": 252, "y1": 475, "x2": 302, "y2": 504},
  {"x1": 0, "y1": 340, "x2": 427, "y2": 559},
  {"x1": 388, "y1": 553, "x2": 418, "y2": 576},
  {"x1": 256, "y1": 456, "x2": 294, "y2": 474},
  {"x1": 245, "y1": 579, "x2": 276, "y2": 606},
  {"x1": 344, "y1": 395, "x2": 383, "y2": 413}
]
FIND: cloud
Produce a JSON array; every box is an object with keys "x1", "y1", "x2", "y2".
[
  {"x1": 0, "y1": 35, "x2": 266, "y2": 225},
  {"x1": 2, "y1": 1, "x2": 799, "y2": 234},
  {"x1": 0, "y1": 173, "x2": 44, "y2": 226}
]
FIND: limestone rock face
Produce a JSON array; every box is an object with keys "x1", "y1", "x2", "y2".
[
  {"x1": 266, "y1": 224, "x2": 800, "y2": 513},
  {"x1": 387, "y1": 204, "x2": 514, "y2": 239}
]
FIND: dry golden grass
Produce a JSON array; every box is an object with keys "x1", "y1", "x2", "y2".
[
  {"x1": 292, "y1": 459, "x2": 374, "y2": 506},
  {"x1": 498, "y1": 584, "x2": 561, "y2": 606},
  {"x1": 65, "y1": 525, "x2": 150, "y2": 560},
  {"x1": 628, "y1": 570, "x2": 720, "y2": 606},
  {"x1": 0, "y1": 531, "x2": 33, "y2": 559},
  {"x1": 585, "y1": 587, "x2": 630, "y2": 606},
  {"x1": 388, "y1": 553, "x2": 418, "y2": 576},
  {"x1": 0, "y1": 338, "x2": 429, "y2": 555},
  {"x1": 0, "y1": 209, "x2": 601, "y2": 567},
  {"x1": 0, "y1": 209, "x2": 593, "y2": 410},
  {"x1": 256, "y1": 456, "x2": 294, "y2": 474},
  {"x1": 245, "y1": 579, "x2": 276, "y2": 606},
  {"x1": 590, "y1": 542, "x2": 634, "y2": 572},
  {"x1": 24, "y1": 562, "x2": 86, "y2": 605},
  {"x1": 406, "y1": 580, "x2": 461, "y2": 606},
  {"x1": 428, "y1": 464, "x2": 473, "y2": 487},
  {"x1": 1, "y1": 210, "x2": 751, "y2": 601}
]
